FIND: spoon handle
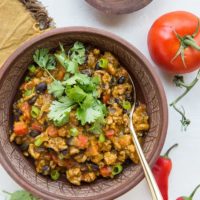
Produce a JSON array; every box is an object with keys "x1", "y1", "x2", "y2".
[{"x1": 130, "y1": 123, "x2": 163, "y2": 200}]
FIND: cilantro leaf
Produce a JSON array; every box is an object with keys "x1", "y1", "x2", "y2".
[
  {"x1": 89, "y1": 116, "x2": 105, "y2": 134},
  {"x1": 76, "y1": 106, "x2": 102, "y2": 125},
  {"x1": 55, "y1": 43, "x2": 78, "y2": 74},
  {"x1": 79, "y1": 76, "x2": 100, "y2": 94},
  {"x1": 48, "y1": 80, "x2": 65, "y2": 98},
  {"x1": 54, "y1": 43, "x2": 67, "y2": 67},
  {"x1": 70, "y1": 41, "x2": 86, "y2": 65},
  {"x1": 65, "y1": 60, "x2": 78, "y2": 74},
  {"x1": 33, "y1": 48, "x2": 56, "y2": 70},
  {"x1": 65, "y1": 73, "x2": 90, "y2": 85},
  {"x1": 76, "y1": 95, "x2": 107, "y2": 125},
  {"x1": 3, "y1": 190, "x2": 38, "y2": 200},
  {"x1": 67, "y1": 86, "x2": 87, "y2": 103},
  {"x1": 48, "y1": 97, "x2": 74, "y2": 126}
]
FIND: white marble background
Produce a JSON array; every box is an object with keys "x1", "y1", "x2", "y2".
[{"x1": 1, "y1": 0, "x2": 200, "y2": 199}]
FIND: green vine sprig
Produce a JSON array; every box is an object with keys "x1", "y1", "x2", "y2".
[{"x1": 170, "y1": 69, "x2": 200, "y2": 130}]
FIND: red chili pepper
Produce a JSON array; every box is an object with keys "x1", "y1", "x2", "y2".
[
  {"x1": 152, "y1": 143, "x2": 178, "y2": 200},
  {"x1": 176, "y1": 184, "x2": 200, "y2": 200}
]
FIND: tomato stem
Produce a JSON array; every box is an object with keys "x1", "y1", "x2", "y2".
[
  {"x1": 171, "y1": 18, "x2": 200, "y2": 68},
  {"x1": 184, "y1": 38, "x2": 200, "y2": 51},
  {"x1": 170, "y1": 69, "x2": 200, "y2": 130}
]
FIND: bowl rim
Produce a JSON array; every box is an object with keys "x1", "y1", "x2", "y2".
[
  {"x1": 0, "y1": 26, "x2": 168, "y2": 200},
  {"x1": 85, "y1": 0, "x2": 153, "y2": 14}
]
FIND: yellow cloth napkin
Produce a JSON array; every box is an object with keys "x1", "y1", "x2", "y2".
[{"x1": 0, "y1": 0, "x2": 44, "y2": 67}]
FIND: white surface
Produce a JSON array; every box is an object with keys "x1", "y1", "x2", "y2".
[{"x1": 1, "y1": 0, "x2": 200, "y2": 199}]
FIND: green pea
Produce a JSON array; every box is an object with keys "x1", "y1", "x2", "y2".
[
  {"x1": 70, "y1": 127, "x2": 79, "y2": 137},
  {"x1": 31, "y1": 106, "x2": 40, "y2": 118},
  {"x1": 99, "y1": 133, "x2": 105, "y2": 143},
  {"x1": 112, "y1": 164, "x2": 123, "y2": 176},
  {"x1": 34, "y1": 137, "x2": 43, "y2": 147},
  {"x1": 98, "y1": 58, "x2": 108, "y2": 69},
  {"x1": 122, "y1": 100, "x2": 131, "y2": 110},
  {"x1": 28, "y1": 64, "x2": 36, "y2": 73},
  {"x1": 50, "y1": 170, "x2": 60, "y2": 181}
]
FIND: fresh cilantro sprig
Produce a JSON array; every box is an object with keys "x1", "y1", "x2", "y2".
[
  {"x1": 69, "y1": 41, "x2": 86, "y2": 65},
  {"x1": 33, "y1": 48, "x2": 56, "y2": 80},
  {"x1": 3, "y1": 190, "x2": 39, "y2": 200},
  {"x1": 48, "y1": 80, "x2": 65, "y2": 98},
  {"x1": 32, "y1": 42, "x2": 106, "y2": 133},
  {"x1": 76, "y1": 94, "x2": 107, "y2": 125},
  {"x1": 48, "y1": 96, "x2": 75, "y2": 127},
  {"x1": 54, "y1": 42, "x2": 85, "y2": 74}
]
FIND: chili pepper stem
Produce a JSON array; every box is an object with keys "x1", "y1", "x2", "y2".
[
  {"x1": 189, "y1": 184, "x2": 200, "y2": 198},
  {"x1": 163, "y1": 143, "x2": 178, "y2": 158}
]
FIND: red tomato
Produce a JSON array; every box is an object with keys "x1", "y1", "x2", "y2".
[
  {"x1": 75, "y1": 135, "x2": 88, "y2": 148},
  {"x1": 46, "y1": 126, "x2": 58, "y2": 137},
  {"x1": 21, "y1": 102, "x2": 31, "y2": 120},
  {"x1": 31, "y1": 121, "x2": 43, "y2": 132},
  {"x1": 100, "y1": 166, "x2": 111, "y2": 177},
  {"x1": 102, "y1": 94, "x2": 110, "y2": 104},
  {"x1": 14, "y1": 122, "x2": 28, "y2": 135},
  {"x1": 148, "y1": 11, "x2": 200, "y2": 74},
  {"x1": 105, "y1": 129, "x2": 115, "y2": 138}
]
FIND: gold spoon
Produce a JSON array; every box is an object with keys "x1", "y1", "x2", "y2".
[{"x1": 129, "y1": 77, "x2": 163, "y2": 200}]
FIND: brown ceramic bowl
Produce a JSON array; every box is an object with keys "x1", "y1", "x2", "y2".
[
  {"x1": 85, "y1": 0, "x2": 153, "y2": 14},
  {"x1": 0, "y1": 27, "x2": 167, "y2": 200}
]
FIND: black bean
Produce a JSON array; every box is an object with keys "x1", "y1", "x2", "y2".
[
  {"x1": 81, "y1": 69, "x2": 92, "y2": 76},
  {"x1": 123, "y1": 109, "x2": 128, "y2": 114},
  {"x1": 80, "y1": 164, "x2": 89, "y2": 172},
  {"x1": 110, "y1": 77, "x2": 117, "y2": 86},
  {"x1": 89, "y1": 163, "x2": 99, "y2": 171},
  {"x1": 28, "y1": 95, "x2": 38, "y2": 105},
  {"x1": 20, "y1": 143, "x2": 29, "y2": 151},
  {"x1": 95, "y1": 62, "x2": 101, "y2": 70},
  {"x1": 35, "y1": 82, "x2": 47, "y2": 94},
  {"x1": 66, "y1": 137, "x2": 73, "y2": 146},
  {"x1": 60, "y1": 149, "x2": 68, "y2": 155},
  {"x1": 114, "y1": 98, "x2": 120, "y2": 104},
  {"x1": 125, "y1": 93, "x2": 133, "y2": 102},
  {"x1": 42, "y1": 165, "x2": 50, "y2": 175},
  {"x1": 117, "y1": 76, "x2": 126, "y2": 84},
  {"x1": 29, "y1": 129, "x2": 41, "y2": 137},
  {"x1": 14, "y1": 109, "x2": 23, "y2": 121},
  {"x1": 42, "y1": 165, "x2": 50, "y2": 172}
]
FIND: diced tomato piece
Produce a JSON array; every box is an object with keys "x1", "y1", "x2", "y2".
[
  {"x1": 31, "y1": 121, "x2": 43, "y2": 132},
  {"x1": 102, "y1": 94, "x2": 110, "y2": 104},
  {"x1": 100, "y1": 166, "x2": 111, "y2": 177},
  {"x1": 105, "y1": 130, "x2": 115, "y2": 138},
  {"x1": 21, "y1": 102, "x2": 31, "y2": 120},
  {"x1": 14, "y1": 122, "x2": 28, "y2": 135},
  {"x1": 75, "y1": 135, "x2": 88, "y2": 148},
  {"x1": 46, "y1": 126, "x2": 58, "y2": 137},
  {"x1": 51, "y1": 153, "x2": 59, "y2": 164},
  {"x1": 65, "y1": 159, "x2": 76, "y2": 169}
]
